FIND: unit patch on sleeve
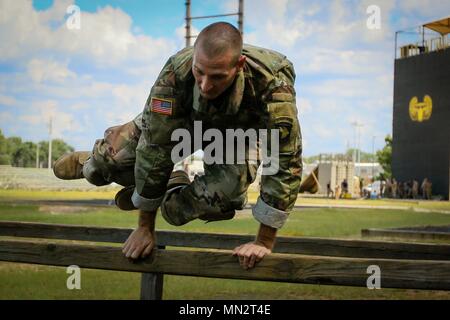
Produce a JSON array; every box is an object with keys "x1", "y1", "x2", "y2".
[{"x1": 150, "y1": 97, "x2": 173, "y2": 115}]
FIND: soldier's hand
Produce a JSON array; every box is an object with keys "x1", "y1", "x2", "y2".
[
  {"x1": 232, "y1": 242, "x2": 271, "y2": 270},
  {"x1": 122, "y1": 226, "x2": 155, "y2": 259}
]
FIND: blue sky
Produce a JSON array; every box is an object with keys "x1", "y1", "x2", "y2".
[{"x1": 1, "y1": 0, "x2": 449, "y2": 156}]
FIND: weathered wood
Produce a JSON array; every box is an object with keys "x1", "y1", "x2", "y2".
[
  {"x1": 362, "y1": 228, "x2": 450, "y2": 241},
  {"x1": 140, "y1": 273, "x2": 164, "y2": 300},
  {"x1": 1, "y1": 221, "x2": 450, "y2": 260},
  {"x1": 0, "y1": 221, "x2": 131, "y2": 243},
  {"x1": 140, "y1": 245, "x2": 165, "y2": 301},
  {"x1": 0, "y1": 239, "x2": 450, "y2": 291}
]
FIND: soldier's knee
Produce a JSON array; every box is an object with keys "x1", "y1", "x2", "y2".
[{"x1": 82, "y1": 158, "x2": 109, "y2": 186}]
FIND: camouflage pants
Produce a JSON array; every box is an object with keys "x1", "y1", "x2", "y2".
[
  {"x1": 83, "y1": 114, "x2": 258, "y2": 222},
  {"x1": 83, "y1": 115, "x2": 142, "y2": 187}
]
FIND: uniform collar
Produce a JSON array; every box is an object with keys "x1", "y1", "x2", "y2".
[{"x1": 192, "y1": 69, "x2": 245, "y2": 115}]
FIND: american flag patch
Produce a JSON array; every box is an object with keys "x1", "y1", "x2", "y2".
[{"x1": 150, "y1": 97, "x2": 173, "y2": 115}]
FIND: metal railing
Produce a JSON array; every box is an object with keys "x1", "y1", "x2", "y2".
[{"x1": 397, "y1": 34, "x2": 449, "y2": 59}]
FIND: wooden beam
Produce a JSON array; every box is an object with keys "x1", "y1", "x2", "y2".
[
  {"x1": 1, "y1": 221, "x2": 449, "y2": 260},
  {"x1": 362, "y1": 228, "x2": 450, "y2": 241},
  {"x1": 1, "y1": 240, "x2": 449, "y2": 290}
]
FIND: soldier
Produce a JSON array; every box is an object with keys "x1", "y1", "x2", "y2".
[
  {"x1": 53, "y1": 22, "x2": 302, "y2": 270},
  {"x1": 412, "y1": 179, "x2": 419, "y2": 199}
]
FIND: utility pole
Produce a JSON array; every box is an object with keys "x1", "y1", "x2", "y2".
[
  {"x1": 372, "y1": 135, "x2": 376, "y2": 179},
  {"x1": 48, "y1": 117, "x2": 52, "y2": 170},
  {"x1": 356, "y1": 123, "x2": 364, "y2": 176},
  {"x1": 351, "y1": 121, "x2": 364, "y2": 176},
  {"x1": 351, "y1": 121, "x2": 357, "y2": 165},
  {"x1": 36, "y1": 142, "x2": 39, "y2": 168}
]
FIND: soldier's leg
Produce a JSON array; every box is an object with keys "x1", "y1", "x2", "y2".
[
  {"x1": 54, "y1": 114, "x2": 142, "y2": 187},
  {"x1": 83, "y1": 114, "x2": 142, "y2": 187},
  {"x1": 161, "y1": 160, "x2": 259, "y2": 226}
]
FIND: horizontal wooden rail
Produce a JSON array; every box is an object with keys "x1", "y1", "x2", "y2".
[
  {"x1": 362, "y1": 228, "x2": 450, "y2": 241},
  {"x1": 1, "y1": 221, "x2": 449, "y2": 260},
  {"x1": 1, "y1": 239, "x2": 450, "y2": 290}
]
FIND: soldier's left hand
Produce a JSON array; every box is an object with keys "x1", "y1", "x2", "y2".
[{"x1": 232, "y1": 242, "x2": 271, "y2": 270}]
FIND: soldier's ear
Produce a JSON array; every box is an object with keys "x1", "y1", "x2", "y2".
[{"x1": 236, "y1": 55, "x2": 246, "y2": 70}]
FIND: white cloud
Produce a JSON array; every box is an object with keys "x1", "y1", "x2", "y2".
[
  {"x1": 398, "y1": 0, "x2": 450, "y2": 16},
  {"x1": 0, "y1": 0, "x2": 176, "y2": 69},
  {"x1": 298, "y1": 98, "x2": 312, "y2": 115},
  {"x1": 0, "y1": 94, "x2": 18, "y2": 106},
  {"x1": 27, "y1": 59, "x2": 76, "y2": 83},
  {"x1": 175, "y1": 24, "x2": 201, "y2": 47},
  {"x1": 0, "y1": 111, "x2": 14, "y2": 124},
  {"x1": 19, "y1": 100, "x2": 76, "y2": 138}
]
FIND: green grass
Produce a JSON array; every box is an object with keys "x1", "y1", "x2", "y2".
[
  {"x1": 1, "y1": 191, "x2": 450, "y2": 300},
  {"x1": 0, "y1": 189, "x2": 118, "y2": 201},
  {"x1": 3, "y1": 189, "x2": 450, "y2": 211}
]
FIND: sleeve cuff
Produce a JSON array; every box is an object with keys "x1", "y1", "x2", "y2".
[
  {"x1": 131, "y1": 189, "x2": 164, "y2": 211},
  {"x1": 252, "y1": 197, "x2": 289, "y2": 229}
]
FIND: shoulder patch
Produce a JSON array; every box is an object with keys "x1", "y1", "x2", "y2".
[{"x1": 150, "y1": 97, "x2": 173, "y2": 115}]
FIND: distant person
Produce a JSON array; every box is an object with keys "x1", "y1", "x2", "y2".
[
  {"x1": 392, "y1": 178, "x2": 398, "y2": 199},
  {"x1": 379, "y1": 180, "x2": 385, "y2": 198},
  {"x1": 327, "y1": 182, "x2": 334, "y2": 198},
  {"x1": 341, "y1": 179, "x2": 348, "y2": 195},
  {"x1": 405, "y1": 181, "x2": 412, "y2": 199},
  {"x1": 421, "y1": 178, "x2": 429, "y2": 199},
  {"x1": 398, "y1": 182, "x2": 405, "y2": 199},
  {"x1": 370, "y1": 189, "x2": 378, "y2": 199},
  {"x1": 359, "y1": 178, "x2": 364, "y2": 198},
  {"x1": 412, "y1": 180, "x2": 419, "y2": 199},
  {"x1": 384, "y1": 178, "x2": 392, "y2": 198},
  {"x1": 335, "y1": 185, "x2": 341, "y2": 200},
  {"x1": 425, "y1": 180, "x2": 433, "y2": 200}
]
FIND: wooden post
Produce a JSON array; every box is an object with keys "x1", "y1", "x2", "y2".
[{"x1": 140, "y1": 245, "x2": 165, "y2": 300}]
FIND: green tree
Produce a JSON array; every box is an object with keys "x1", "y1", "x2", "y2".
[
  {"x1": 0, "y1": 129, "x2": 10, "y2": 165},
  {"x1": 6, "y1": 136, "x2": 22, "y2": 155},
  {"x1": 376, "y1": 135, "x2": 392, "y2": 179},
  {"x1": 345, "y1": 149, "x2": 376, "y2": 163},
  {"x1": 11, "y1": 141, "x2": 36, "y2": 167},
  {"x1": 38, "y1": 139, "x2": 74, "y2": 168},
  {"x1": 0, "y1": 129, "x2": 75, "y2": 167}
]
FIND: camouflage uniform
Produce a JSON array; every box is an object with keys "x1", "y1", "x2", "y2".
[{"x1": 84, "y1": 44, "x2": 303, "y2": 229}]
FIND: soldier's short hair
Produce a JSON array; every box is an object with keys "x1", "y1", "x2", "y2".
[{"x1": 194, "y1": 22, "x2": 243, "y2": 66}]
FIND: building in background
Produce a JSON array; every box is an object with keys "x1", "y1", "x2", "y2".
[{"x1": 393, "y1": 17, "x2": 450, "y2": 200}]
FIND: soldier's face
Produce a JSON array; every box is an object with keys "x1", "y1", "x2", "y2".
[{"x1": 192, "y1": 48, "x2": 245, "y2": 100}]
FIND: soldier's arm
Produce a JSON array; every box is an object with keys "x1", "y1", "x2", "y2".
[
  {"x1": 123, "y1": 56, "x2": 188, "y2": 259},
  {"x1": 233, "y1": 66, "x2": 303, "y2": 269},
  {"x1": 255, "y1": 61, "x2": 302, "y2": 229}
]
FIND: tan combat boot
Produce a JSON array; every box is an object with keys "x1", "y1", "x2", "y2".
[{"x1": 53, "y1": 151, "x2": 91, "y2": 180}]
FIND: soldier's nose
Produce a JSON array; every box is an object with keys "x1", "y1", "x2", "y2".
[{"x1": 200, "y1": 80, "x2": 213, "y2": 93}]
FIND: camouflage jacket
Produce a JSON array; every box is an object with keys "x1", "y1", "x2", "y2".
[{"x1": 131, "y1": 44, "x2": 302, "y2": 229}]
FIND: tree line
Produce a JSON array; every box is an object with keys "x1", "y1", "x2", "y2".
[{"x1": 0, "y1": 129, "x2": 74, "y2": 168}]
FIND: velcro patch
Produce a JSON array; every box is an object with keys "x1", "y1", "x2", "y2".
[
  {"x1": 150, "y1": 97, "x2": 173, "y2": 115},
  {"x1": 272, "y1": 92, "x2": 293, "y2": 102}
]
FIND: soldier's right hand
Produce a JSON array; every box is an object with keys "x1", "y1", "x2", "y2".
[{"x1": 122, "y1": 226, "x2": 155, "y2": 259}]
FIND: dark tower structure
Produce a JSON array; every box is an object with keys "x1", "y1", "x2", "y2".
[{"x1": 392, "y1": 17, "x2": 450, "y2": 200}]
